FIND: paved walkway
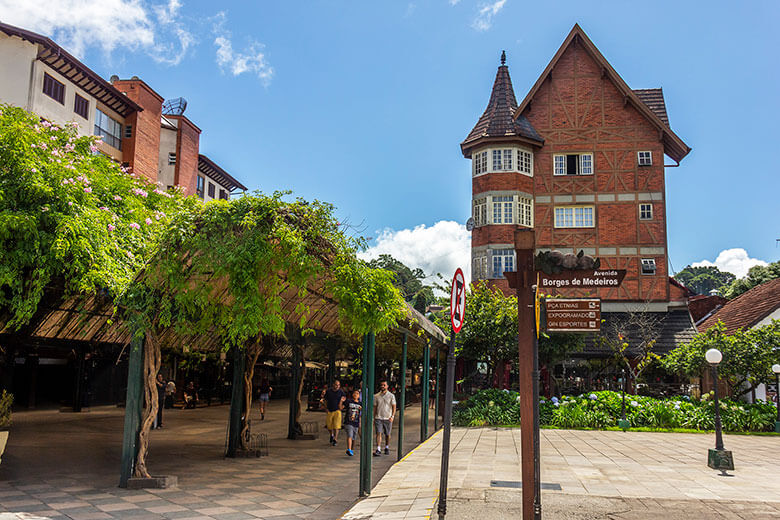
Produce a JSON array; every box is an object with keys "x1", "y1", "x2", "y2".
[
  {"x1": 0, "y1": 400, "x2": 436, "y2": 519},
  {"x1": 342, "y1": 427, "x2": 780, "y2": 519}
]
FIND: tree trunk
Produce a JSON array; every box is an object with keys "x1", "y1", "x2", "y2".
[
  {"x1": 295, "y1": 347, "x2": 305, "y2": 425},
  {"x1": 240, "y1": 339, "x2": 262, "y2": 449},
  {"x1": 134, "y1": 332, "x2": 161, "y2": 479}
]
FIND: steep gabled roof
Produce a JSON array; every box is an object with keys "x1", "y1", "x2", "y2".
[
  {"x1": 514, "y1": 24, "x2": 691, "y2": 164},
  {"x1": 699, "y1": 278, "x2": 780, "y2": 334},
  {"x1": 633, "y1": 88, "x2": 669, "y2": 126},
  {"x1": 461, "y1": 53, "x2": 543, "y2": 156}
]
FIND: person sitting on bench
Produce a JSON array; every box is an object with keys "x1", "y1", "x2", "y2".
[{"x1": 183, "y1": 381, "x2": 199, "y2": 409}]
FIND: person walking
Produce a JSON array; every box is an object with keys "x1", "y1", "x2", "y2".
[
  {"x1": 373, "y1": 380, "x2": 396, "y2": 456},
  {"x1": 343, "y1": 389, "x2": 361, "y2": 456},
  {"x1": 321, "y1": 379, "x2": 346, "y2": 446},
  {"x1": 258, "y1": 378, "x2": 272, "y2": 420},
  {"x1": 154, "y1": 374, "x2": 165, "y2": 429}
]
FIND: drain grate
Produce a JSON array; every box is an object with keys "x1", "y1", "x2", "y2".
[{"x1": 490, "y1": 480, "x2": 562, "y2": 490}]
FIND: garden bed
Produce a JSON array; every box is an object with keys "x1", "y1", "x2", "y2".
[{"x1": 452, "y1": 389, "x2": 778, "y2": 433}]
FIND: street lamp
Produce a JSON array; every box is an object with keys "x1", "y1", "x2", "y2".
[
  {"x1": 772, "y1": 364, "x2": 780, "y2": 434},
  {"x1": 705, "y1": 348, "x2": 734, "y2": 474},
  {"x1": 618, "y1": 368, "x2": 630, "y2": 431}
]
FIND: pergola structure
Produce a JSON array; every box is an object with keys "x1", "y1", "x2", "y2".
[{"x1": 0, "y1": 276, "x2": 448, "y2": 496}]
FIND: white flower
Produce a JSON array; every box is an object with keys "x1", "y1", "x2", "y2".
[
  {"x1": 589, "y1": 394, "x2": 597, "y2": 400},
  {"x1": 630, "y1": 400, "x2": 638, "y2": 407}
]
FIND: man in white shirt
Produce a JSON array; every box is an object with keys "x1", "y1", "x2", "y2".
[{"x1": 373, "y1": 380, "x2": 397, "y2": 456}]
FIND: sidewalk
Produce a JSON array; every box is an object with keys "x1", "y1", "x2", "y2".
[{"x1": 341, "y1": 427, "x2": 780, "y2": 519}]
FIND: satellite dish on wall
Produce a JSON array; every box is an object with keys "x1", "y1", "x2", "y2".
[{"x1": 162, "y1": 97, "x2": 188, "y2": 116}]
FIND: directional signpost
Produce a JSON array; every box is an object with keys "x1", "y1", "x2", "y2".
[
  {"x1": 438, "y1": 268, "x2": 465, "y2": 519},
  {"x1": 545, "y1": 298, "x2": 601, "y2": 332}
]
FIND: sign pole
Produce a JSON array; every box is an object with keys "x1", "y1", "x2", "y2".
[{"x1": 438, "y1": 268, "x2": 465, "y2": 519}]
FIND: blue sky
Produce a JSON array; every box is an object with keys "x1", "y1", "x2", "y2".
[{"x1": 4, "y1": 0, "x2": 779, "y2": 280}]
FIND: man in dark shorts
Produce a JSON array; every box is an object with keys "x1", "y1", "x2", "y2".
[
  {"x1": 373, "y1": 380, "x2": 396, "y2": 456},
  {"x1": 344, "y1": 389, "x2": 361, "y2": 456},
  {"x1": 321, "y1": 380, "x2": 346, "y2": 446}
]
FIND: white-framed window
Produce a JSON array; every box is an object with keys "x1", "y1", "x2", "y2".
[
  {"x1": 639, "y1": 203, "x2": 653, "y2": 220},
  {"x1": 518, "y1": 197, "x2": 533, "y2": 227},
  {"x1": 94, "y1": 108, "x2": 123, "y2": 150},
  {"x1": 492, "y1": 196, "x2": 513, "y2": 224},
  {"x1": 638, "y1": 151, "x2": 652, "y2": 166},
  {"x1": 472, "y1": 254, "x2": 488, "y2": 280},
  {"x1": 554, "y1": 206, "x2": 594, "y2": 228},
  {"x1": 474, "y1": 147, "x2": 533, "y2": 176},
  {"x1": 491, "y1": 249, "x2": 516, "y2": 278},
  {"x1": 473, "y1": 197, "x2": 488, "y2": 227},
  {"x1": 474, "y1": 151, "x2": 488, "y2": 175},
  {"x1": 641, "y1": 258, "x2": 657, "y2": 275},
  {"x1": 517, "y1": 150, "x2": 532, "y2": 175},
  {"x1": 553, "y1": 153, "x2": 594, "y2": 176}
]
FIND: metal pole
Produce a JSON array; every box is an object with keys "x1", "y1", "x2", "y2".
[
  {"x1": 437, "y1": 330, "x2": 456, "y2": 519},
  {"x1": 359, "y1": 335, "x2": 369, "y2": 496},
  {"x1": 287, "y1": 346, "x2": 300, "y2": 440},
  {"x1": 421, "y1": 339, "x2": 430, "y2": 442},
  {"x1": 398, "y1": 332, "x2": 407, "y2": 461},
  {"x1": 228, "y1": 345, "x2": 246, "y2": 455},
  {"x1": 328, "y1": 348, "x2": 336, "y2": 387},
  {"x1": 712, "y1": 365, "x2": 724, "y2": 451},
  {"x1": 621, "y1": 368, "x2": 626, "y2": 421},
  {"x1": 119, "y1": 334, "x2": 144, "y2": 487},
  {"x1": 73, "y1": 346, "x2": 85, "y2": 412},
  {"x1": 362, "y1": 332, "x2": 376, "y2": 495},
  {"x1": 435, "y1": 347, "x2": 440, "y2": 431},
  {"x1": 776, "y1": 373, "x2": 780, "y2": 429}
]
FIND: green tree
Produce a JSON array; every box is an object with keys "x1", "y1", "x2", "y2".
[
  {"x1": 723, "y1": 260, "x2": 780, "y2": 298},
  {"x1": 662, "y1": 320, "x2": 780, "y2": 397},
  {"x1": 0, "y1": 104, "x2": 188, "y2": 330},
  {"x1": 673, "y1": 265, "x2": 735, "y2": 295},
  {"x1": 367, "y1": 254, "x2": 434, "y2": 312}
]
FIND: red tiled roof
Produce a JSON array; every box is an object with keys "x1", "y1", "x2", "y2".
[
  {"x1": 633, "y1": 88, "x2": 669, "y2": 126},
  {"x1": 698, "y1": 278, "x2": 780, "y2": 334},
  {"x1": 461, "y1": 55, "x2": 543, "y2": 154}
]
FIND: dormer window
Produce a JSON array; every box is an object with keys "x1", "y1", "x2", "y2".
[
  {"x1": 553, "y1": 153, "x2": 593, "y2": 176},
  {"x1": 473, "y1": 147, "x2": 533, "y2": 176}
]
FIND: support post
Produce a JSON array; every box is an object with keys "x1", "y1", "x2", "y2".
[
  {"x1": 119, "y1": 334, "x2": 144, "y2": 487},
  {"x1": 328, "y1": 348, "x2": 336, "y2": 387},
  {"x1": 73, "y1": 346, "x2": 86, "y2": 412},
  {"x1": 359, "y1": 332, "x2": 376, "y2": 496},
  {"x1": 287, "y1": 346, "x2": 301, "y2": 440},
  {"x1": 421, "y1": 339, "x2": 430, "y2": 442},
  {"x1": 227, "y1": 345, "x2": 245, "y2": 457},
  {"x1": 435, "y1": 346, "x2": 440, "y2": 431},
  {"x1": 397, "y1": 332, "x2": 407, "y2": 461},
  {"x1": 437, "y1": 332, "x2": 456, "y2": 519},
  {"x1": 26, "y1": 354, "x2": 38, "y2": 409},
  {"x1": 505, "y1": 229, "x2": 539, "y2": 520}
]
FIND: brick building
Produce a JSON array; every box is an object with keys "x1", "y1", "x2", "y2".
[
  {"x1": 0, "y1": 22, "x2": 246, "y2": 200},
  {"x1": 462, "y1": 25, "x2": 697, "y2": 366}
]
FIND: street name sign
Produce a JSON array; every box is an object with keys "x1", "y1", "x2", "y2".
[
  {"x1": 539, "y1": 269, "x2": 626, "y2": 289},
  {"x1": 450, "y1": 268, "x2": 466, "y2": 333},
  {"x1": 545, "y1": 298, "x2": 601, "y2": 332}
]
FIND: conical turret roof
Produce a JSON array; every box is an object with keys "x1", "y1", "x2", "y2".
[{"x1": 462, "y1": 52, "x2": 543, "y2": 154}]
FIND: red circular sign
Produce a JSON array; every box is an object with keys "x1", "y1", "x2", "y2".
[{"x1": 450, "y1": 268, "x2": 466, "y2": 333}]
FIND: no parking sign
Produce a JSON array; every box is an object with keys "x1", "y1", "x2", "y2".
[{"x1": 450, "y1": 268, "x2": 466, "y2": 333}]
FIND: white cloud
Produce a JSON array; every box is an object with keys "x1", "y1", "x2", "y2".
[
  {"x1": 212, "y1": 12, "x2": 274, "y2": 85},
  {"x1": 449, "y1": 0, "x2": 461, "y2": 5},
  {"x1": 359, "y1": 221, "x2": 471, "y2": 290},
  {"x1": 692, "y1": 248, "x2": 768, "y2": 278},
  {"x1": 472, "y1": 0, "x2": 507, "y2": 31},
  {"x1": 0, "y1": 0, "x2": 192, "y2": 64}
]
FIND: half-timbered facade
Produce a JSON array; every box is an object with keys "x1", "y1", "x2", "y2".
[{"x1": 463, "y1": 25, "x2": 691, "y2": 308}]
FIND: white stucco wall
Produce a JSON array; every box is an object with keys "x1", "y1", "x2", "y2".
[
  {"x1": 0, "y1": 34, "x2": 36, "y2": 108},
  {"x1": 157, "y1": 124, "x2": 177, "y2": 188},
  {"x1": 754, "y1": 306, "x2": 780, "y2": 328}
]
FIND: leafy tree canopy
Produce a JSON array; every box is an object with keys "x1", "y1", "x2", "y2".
[
  {"x1": 662, "y1": 320, "x2": 780, "y2": 396},
  {"x1": 0, "y1": 105, "x2": 189, "y2": 330},
  {"x1": 673, "y1": 265, "x2": 735, "y2": 296},
  {"x1": 723, "y1": 260, "x2": 780, "y2": 299},
  {"x1": 366, "y1": 254, "x2": 434, "y2": 313}
]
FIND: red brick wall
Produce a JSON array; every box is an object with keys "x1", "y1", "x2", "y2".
[
  {"x1": 520, "y1": 40, "x2": 669, "y2": 302},
  {"x1": 113, "y1": 79, "x2": 163, "y2": 183},
  {"x1": 169, "y1": 116, "x2": 201, "y2": 196}
]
